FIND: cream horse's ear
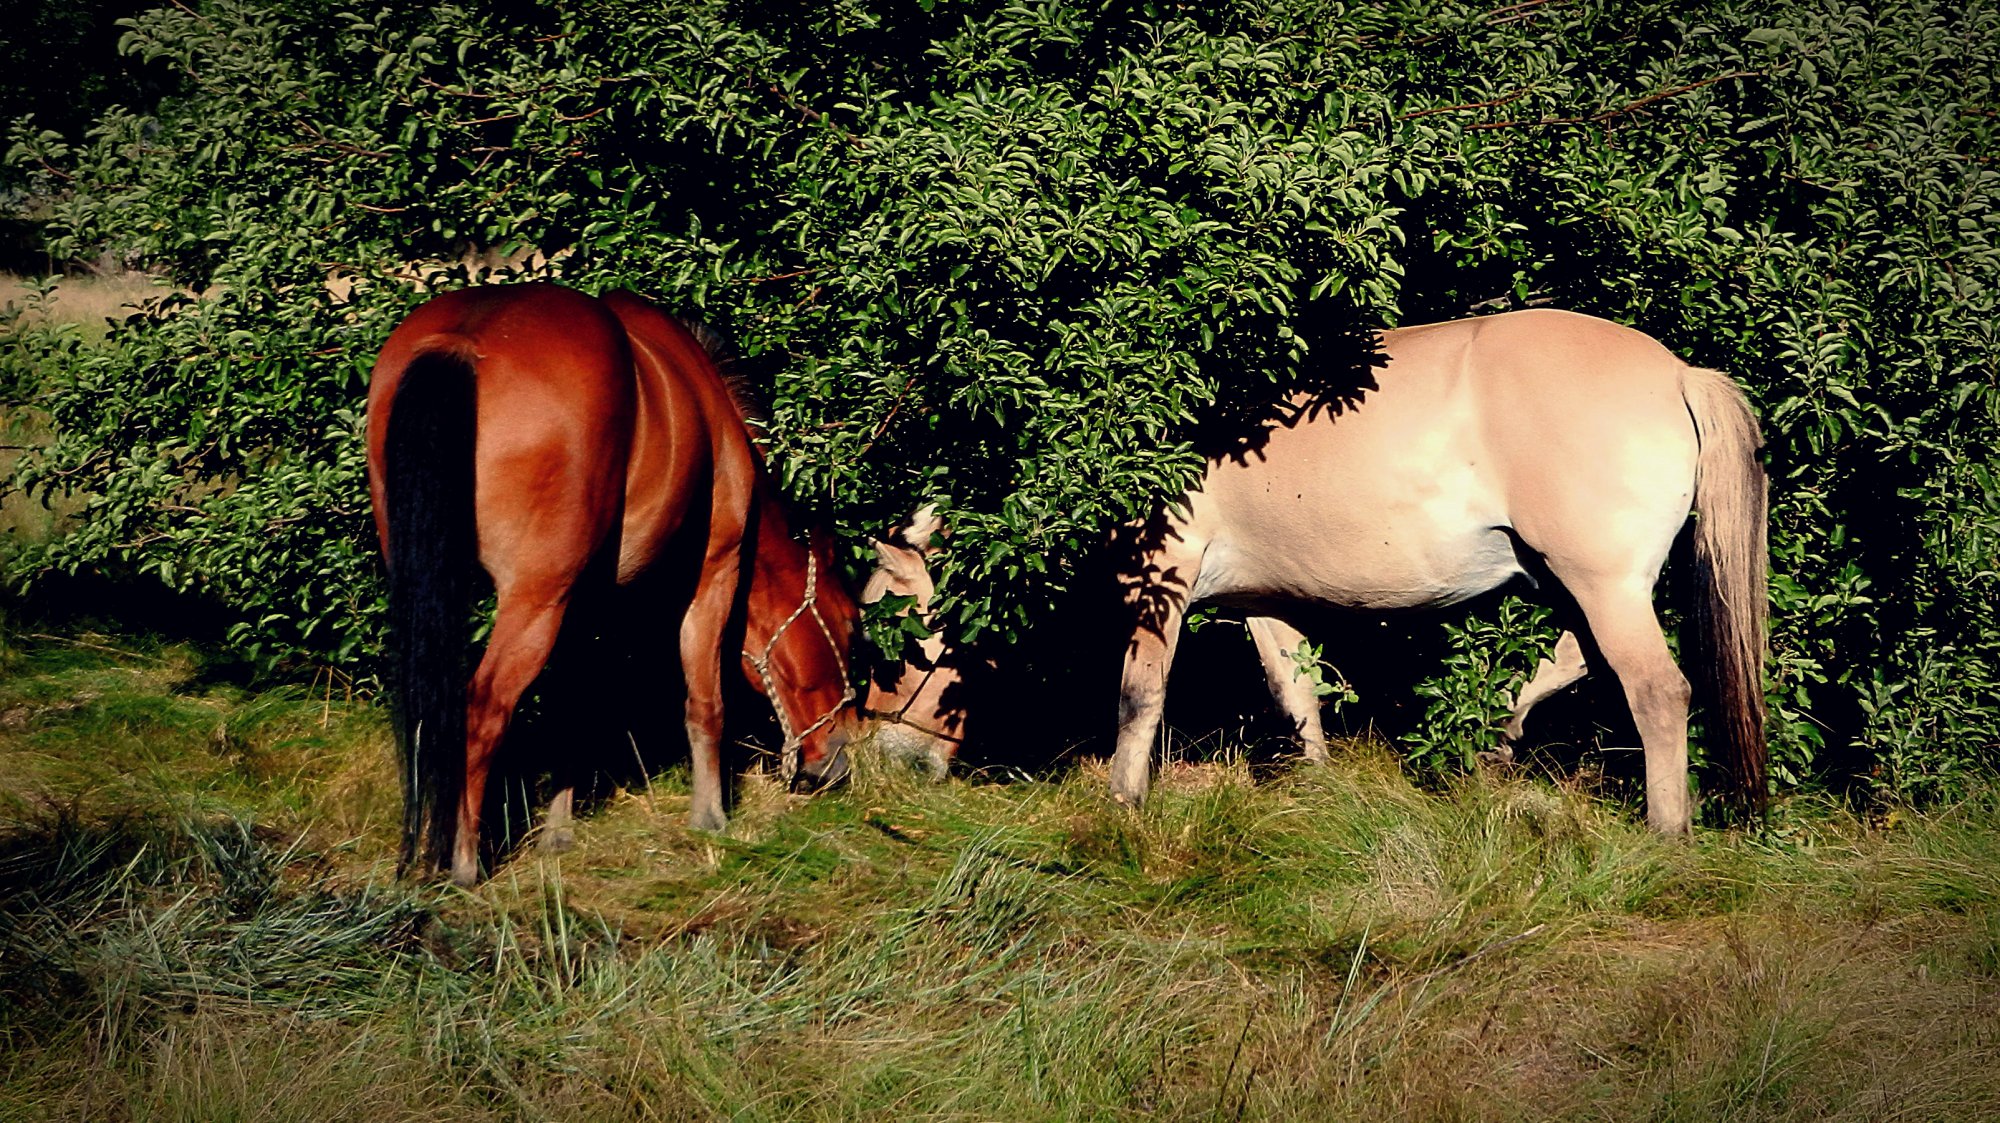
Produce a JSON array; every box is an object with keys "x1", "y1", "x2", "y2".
[
  {"x1": 900, "y1": 503, "x2": 946, "y2": 553},
  {"x1": 871, "y1": 535, "x2": 923, "y2": 583}
]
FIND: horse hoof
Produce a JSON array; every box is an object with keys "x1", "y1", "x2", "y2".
[
  {"x1": 1646, "y1": 808, "x2": 1693, "y2": 836},
  {"x1": 448, "y1": 867, "x2": 479, "y2": 889},
  {"x1": 688, "y1": 806, "x2": 727, "y2": 833},
  {"x1": 541, "y1": 828, "x2": 575, "y2": 854}
]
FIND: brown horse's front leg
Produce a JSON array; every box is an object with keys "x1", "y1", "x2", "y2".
[
  {"x1": 680, "y1": 548, "x2": 741, "y2": 832},
  {"x1": 455, "y1": 595, "x2": 569, "y2": 887}
]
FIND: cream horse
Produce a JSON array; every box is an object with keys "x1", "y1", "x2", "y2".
[{"x1": 868, "y1": 309, "x2": 1769, "y2": 832}]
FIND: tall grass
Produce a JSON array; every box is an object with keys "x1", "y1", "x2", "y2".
[
  {"x1": 0, "y1": 271, "x2": 165, "y2": 336},
  {"x1": 0, "y1": 635, "x2": 1995, "y2": 1120}
]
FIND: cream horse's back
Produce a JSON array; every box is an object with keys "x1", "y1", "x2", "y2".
[{"x1": 1111, "y1": 310, "x2": 1768, "y2": 831}]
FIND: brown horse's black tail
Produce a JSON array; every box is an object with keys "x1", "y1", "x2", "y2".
[
  {"x1": 382, "y1": 350, "x2": 478, "y2": 874},
  {"x1": 1681, "y1": 367, "x2": 1770, "y2": 822}
]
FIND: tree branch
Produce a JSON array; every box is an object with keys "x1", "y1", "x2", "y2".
[
  {"x1": 761, "y1": 81, "x2": 869, "y2": 150},
  {"x1": 1397, "y1": 86, "x2": 1535, "y2": 120},
  {"x1": 855, "y1": 375, "x2": 919, "y2": 460},
  {"x1": 1480, "y1": 0, "x2": 1558, "y2": 22},
  {"x1": 734, "y1": 268, "x2": 820, "y2": 285},
  {"x1": 1466, "y1": 69, "x2": 1762, "y2": 131}
]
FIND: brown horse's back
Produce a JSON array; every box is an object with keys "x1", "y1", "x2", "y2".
[{"x1": 599, "y1": 290, "x2": 758, "y2": 583}]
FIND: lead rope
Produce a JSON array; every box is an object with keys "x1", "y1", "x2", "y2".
[
  {"x1": 863, "y1": 652, "x2": 966, "y2": 747},
  {"x1": 742, "y1": 538, "x2": 855, "y2": 781}
]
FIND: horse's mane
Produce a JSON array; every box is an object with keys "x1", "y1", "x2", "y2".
[{"x1": 680, "y1": 318, "x2": 766, "y2": 424}]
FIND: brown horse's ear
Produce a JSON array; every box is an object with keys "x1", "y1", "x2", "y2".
[{"x1": 901, "y1": 503, "x2": 945, "y2": 553}]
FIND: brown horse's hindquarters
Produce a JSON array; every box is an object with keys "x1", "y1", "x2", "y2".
[{"x1": 372, "y1": 283, "x2": 867, "y2": 882}]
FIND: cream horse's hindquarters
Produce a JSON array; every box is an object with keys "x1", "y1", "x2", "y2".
[{"x1": 1110, "y1": 310, "x2": 1710, "y2": 832}]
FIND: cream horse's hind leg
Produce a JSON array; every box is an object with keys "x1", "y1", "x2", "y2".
[
  {"x1": 1500, "y1": 629, "x2": 1590, "y2": 750},
  {"x1": 1246, "y1": 616, "x2": 1329, "y2": 763},
  {"x1": 1559, "y1": 577, "x2": 1692, "y2": 834}
]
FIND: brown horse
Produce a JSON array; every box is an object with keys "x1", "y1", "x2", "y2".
[
  {"x1": 866, "y1": 310, "x2": 1769, "y2": 832},
  {"x1": 368, "y1": 282, "x2": 859, "y2": 885}
]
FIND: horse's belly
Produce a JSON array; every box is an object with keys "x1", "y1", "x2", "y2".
[
  {"x1": 1187, "y1": 425, "x2": 1524, "y2": 610},
  {"x1": 1195, "y1": 518, "x2": 1523, "y2": 611}
]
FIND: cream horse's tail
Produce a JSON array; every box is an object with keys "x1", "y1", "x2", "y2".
[{"x1": 1681, "y1": 367, "x2": 1770, "y2": 820}]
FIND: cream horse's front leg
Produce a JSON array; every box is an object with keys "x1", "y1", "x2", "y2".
[
  {"x1": 1110, "y1": 594, "x2": 1183, "y2": 806},
  {"x1": 1110, "y1": 530, "x2": 1205, "y2": 807}
]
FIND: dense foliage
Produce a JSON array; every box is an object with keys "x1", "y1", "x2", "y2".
[
  {"x1": 0, "y1": 0, "x2": 166, "y2": 264},
  {"x1": 5, "y1": 0, "x2": 1996, "y2": 798}
]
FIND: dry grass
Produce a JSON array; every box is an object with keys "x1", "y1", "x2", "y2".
[
  {"x1": 0, "y1": 633, "x2": 1994, "y2": 1121},
  {"x1": 0, "y1": 271, "x2": 169, "y2": 335}
]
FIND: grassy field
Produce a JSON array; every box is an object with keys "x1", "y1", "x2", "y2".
[
  {"x1": 1, "y1": 271, "x2": 165, "y2": 334},
  {"x1": 0, "y1": 631, "x2": 1994, "y2": 1122}
]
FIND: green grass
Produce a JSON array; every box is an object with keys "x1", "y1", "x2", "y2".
[{"x1": 0, "y1": 633, "x2": 1996, "y2": 1121}]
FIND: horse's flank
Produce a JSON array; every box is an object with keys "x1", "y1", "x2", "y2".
[{"x1": 599, "y1": 290, "x2": 859, "y2": 777}]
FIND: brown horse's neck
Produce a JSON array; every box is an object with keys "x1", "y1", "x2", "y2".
[
  {"x1": 675, "y1": 315, "x2": 858, "y2": 766},
  {"x1": 741, "y1": 488, "x2": 859, "y2": 747}
]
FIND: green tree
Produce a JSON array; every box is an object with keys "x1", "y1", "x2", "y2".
[{"x1": 6, "y1": 0, "x2": 1996, "y2": 799}]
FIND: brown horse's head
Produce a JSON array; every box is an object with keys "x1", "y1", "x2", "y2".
[
  {"x1": 760, "y1": 528, "x2": 866, "y2": 794},
  {"x1": 859, "y1": 506, "x2": 976, "y2": 774}
]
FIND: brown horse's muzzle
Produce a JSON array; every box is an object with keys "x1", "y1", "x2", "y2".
[{"x1": 791, "y1": 728, "x2": 852, "y2": 793}]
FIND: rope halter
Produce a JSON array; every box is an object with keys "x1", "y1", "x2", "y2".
[
  {"x1": 741, "y1": 538, "x2": 854, "y2": 782},
  {"x1": 860, "y1": 656, "x2": 967, "y2": 748}
]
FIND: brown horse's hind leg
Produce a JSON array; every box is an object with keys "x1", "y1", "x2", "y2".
[
  {"x1": 533, "y1": 576, "x2": 618, "y2": 855},
  {"x1": 454, "y1": 594, "x2": 569, "y2": 886},
  {"x1": 1501, "y1": 629, "x2": 1590, "y2": 747},
  {"x1": 1246, "y1": 616, "x2": 1329, "y2": 763},
  {"x1": 681, "y1": 546, "x2": 742, "y2": 832},
  {"x1": 1563, "y1": 580, "x2": 1692, "y2": 834}
]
